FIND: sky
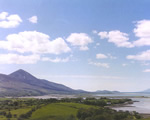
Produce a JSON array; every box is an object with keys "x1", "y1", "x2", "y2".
[{"x1": 0, "y1": 0, "x2": 150, "y2": 92}]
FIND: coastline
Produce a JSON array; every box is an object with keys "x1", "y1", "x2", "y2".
[
  {"x1": 140, "y1": 113, "x2": 150, "y2": 119},
  {"x1": 4, "y1": 94, "x2": 150, "y2": 119}
]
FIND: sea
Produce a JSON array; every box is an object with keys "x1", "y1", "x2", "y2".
[
  {"x1": 96, "y1": 92, "x2": 150, "y2": 114},
  {"x1": 23, "y1": 92, "x2": 150, "y2": 114}
]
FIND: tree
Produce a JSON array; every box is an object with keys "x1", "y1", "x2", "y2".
[{"x1": 6, "y1": 112, "x2": 12, "y2": 118}]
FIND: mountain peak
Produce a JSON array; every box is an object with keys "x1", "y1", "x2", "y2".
[
  {"x1": 10, "y1": 69, "x2": 29, "y2": 75},
  {"x1": 0, "y1": 69, "x2": 76, "y2": 96},
  {"x1": 15, "y1": 69, "x2": 27, "y2": 73},
  {"x1": 9, "y1": 69, "x2": 37, "y2": 80}
]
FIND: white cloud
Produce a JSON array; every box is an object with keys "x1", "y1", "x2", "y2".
[
  {"x1": 127, "y1": 50, "x2": 150, "y2": 61},
  {"x1": 143, "y1": 69, "x2": 150, "y2": 73},
  {"x1": 96, "y1": 43, "x2": 100, "y2": 46},
  {"x1": 122, "y1": 64, "x2": 128, "y2": 67},
  {"x1": 94, "y1": 43, "x2": 100, "y2": 49},
  {"x1": 7, "y1": 14, "x2": 22, "y2": 22},
  {"x1": 0, "y1": 12, "x2": 8, "y2": 20},
  {"x1": 42, "y1": 55, "x2": 74, "y2": 63},
  {"x1": 141, "y1": 62, "x2": 150, "y2": 66},
  {"x1": 133, "y1": 20, "x2": 150, "y2": 46},
  {"x1": 98, "y1": 31, "x2": 108, "y2": 39},
  {"x1": 28, "y1": 16, "x2": 37, "y2": 23},
  {"x1": 96, "y1": 53, "x2": 116, "y2": 59},
  {"x1": 88, "y1": 61, "x2": 109, "y2": 68},
  {"x1": 0, "y1": 54, "x2": 40, "y2": 64},
  {"x1": 107, "y1": 54, "x2": 117, "y2": 59},
  {"x1": 66, "y1": 33, "x2": 93, "y2": 51},
  {"x1": 96, "y1": 53, "x2": 108, "y2": 59},
  {"x1": 0, "y1": 31, "x2": 71, "y2": 54},
  {"x1": 80, "y1": 46, "x2": 89, "y2": 51},
  {"x1": 92, "y1": 30, "x2": 98, "y2": 34},
  {"x1": 98, "y1": 30, "x2": 134, "y2": 48},
  {"x1": 42, "y1": 57, "x2": 69, "y2": 63},
  {"x1": 0, "y1": 12, "x2": 22, "y2": 28},
  {"x1": 42, "y1": 75, "x2": 124, "y2": 80},
  {"x1": 98, "y1": 20, "x2": 150, "y2": 48}
]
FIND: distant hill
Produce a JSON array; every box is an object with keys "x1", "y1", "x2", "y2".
[
  {"x1": 140, "y1": 89, "x2": 150, "y2": 93},
  {"x1": 0, "y1": 69, "x2": 79, "y2": 97},
  {"x1": 93, "y1": 90, "x2": 120, "y2": 94},
  {"x1": 0, "y1": 69, "x2": 121, "y2": 97}
]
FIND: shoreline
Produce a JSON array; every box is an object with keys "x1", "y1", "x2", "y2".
[
  {"x1": 140, "y1": 113, "x2": 150, "y2": 119},
  {"x1": 4, "y1": 94, "x2": 150, "y2": 119}
]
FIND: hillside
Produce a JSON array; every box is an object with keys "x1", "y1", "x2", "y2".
[
  {"x1": 0, "y1": 69, "x2": 76, "y2": 97},
  {"x1": 141, "y1": 89, "x2": 150, "y2": 93}
]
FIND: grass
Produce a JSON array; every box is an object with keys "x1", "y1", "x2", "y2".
[
  {"x1": 0, "y1": 98, "x2": 148, "y2": 120},
  {"x1": 0, "y1": 106, "x2": 33, "y2": 120},
  {"x1": 11, "y1": 107, "x2": 32, "y2": 116},
  {"x1": 30, "y1": 102, "x2": 96, "y2": 120},
  {"x1": 140, "y1": 117, "x2": 150, "y2": 120}
]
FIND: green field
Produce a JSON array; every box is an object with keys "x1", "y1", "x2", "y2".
[
  {"x1": 0, "y1": 107, "x2": 32, "y2": 120},
  {"x1": 140, "y1": 117, "x2": 150, "y2": 120},
  {"x1": 0, "y1": 102, "x2": 96, "y2": 120},
  {"x1": 0, "y1": 98, "x2": 149, "y2": 120},
  {"x1": 30, "y1": 103, "x2": 96, "y2": 120}
]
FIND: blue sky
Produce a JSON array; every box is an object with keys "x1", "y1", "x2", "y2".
[{"x1": 0, "y1": 0, "x2": 150, "y2": 92}]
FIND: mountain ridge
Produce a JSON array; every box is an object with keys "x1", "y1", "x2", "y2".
[
  {"x1": 140, "y1": 89, "x2": 150, "y2": 93},
  {"x1": 0, "y1": 69, "x2": 76, "y2": 97},
  {"x1": 0, "y1": 69, "x2": 120, "y2": 97}
]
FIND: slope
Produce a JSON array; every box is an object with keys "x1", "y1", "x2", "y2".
[{"x1": 0, "y1": 69, "x2": 75, "y2": 97}]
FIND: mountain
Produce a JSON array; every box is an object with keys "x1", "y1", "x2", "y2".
[
  {"x1": 140, "y1": 89, "x2": 150, "y2": 93},
  {"x1": 94, "y1": 90, "x2": 120, "y2": 94},
  {"x1": 0, "y1": 69, "x2": 77, "y2": 97}
]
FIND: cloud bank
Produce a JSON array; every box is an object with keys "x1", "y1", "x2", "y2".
[
  {"x1": 66, "y1": 33, "x2": 93, "y2": 51},
  {"x1": 0, "y1": 31, "x2": 71, "y2": 54}
]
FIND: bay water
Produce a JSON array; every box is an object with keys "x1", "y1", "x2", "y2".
[{"x1": 96, "y1": 93, "x2": 150, "y2": 114}]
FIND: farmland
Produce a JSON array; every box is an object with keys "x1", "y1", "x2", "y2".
[{"x1": 0, "y1": 97, "x2": 147, "y2": 120}]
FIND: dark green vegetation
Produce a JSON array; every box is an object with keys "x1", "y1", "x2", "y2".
[
  {"x1": 0, "y1": 97, "x2": 147, "y2": 120},
  {"x1": 77, "y1": 108, "x2": 141, "y2": 120}
]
